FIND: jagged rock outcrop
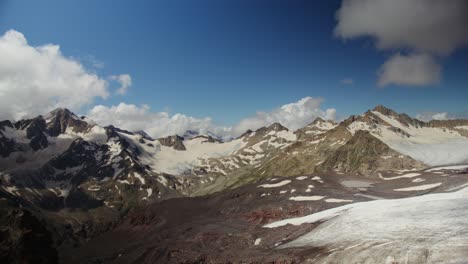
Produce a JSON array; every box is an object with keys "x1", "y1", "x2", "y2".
[
  {"x1": 134, "y1": 130, "x2": 154, "y2": 141},
  {"x1": 45, "y1": 108, "x2": 92, "y2": 136},
  {"x1": 255, "y1": 122, "x2": 288, "y2": 135},
  {"x1": 237, "y1": 129, "x2": 253, "y2": 139},
  {"x1": 373, "y1": 105, "x2": 425, "y2": 128},
  {"x1": 25, "y1": 117, "x2": 48, "y2": 150},
  {"x1": 158, "y1": 135, "x2": 186, "y2": 150}
]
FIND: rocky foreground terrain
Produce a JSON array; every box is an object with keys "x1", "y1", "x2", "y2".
[{"x1": 1, "y1": 105, "x2": 468, "y2": 263}]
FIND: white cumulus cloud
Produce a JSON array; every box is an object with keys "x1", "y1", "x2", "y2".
[
  {"x1": 335, "y1": 0, "x2": 468, "y2": 55},
  {"x1": 378, "y1": 53, "x2": 441, "y2": 87},
  {"x1": 111, "y1": 74, "x2": 132, "y2": 95},
  {"x1": 0, "y1": 30, "x2": 108, "y2": 120},
  {"x1": 87, "y1": 103, "x2": 232, "y2": 139},
  {"x1": 231, "y1": 97, "x2": 336, "y2": 136},
  {"x1": 87, "y1": 97, "x2": 336, "y2": 140},
  {"x1": 0, "y1": 29, "x2": 130, "y2": 121},
  {"x1": 335, "y1": 0, "x2": 468, "y2": 87}
]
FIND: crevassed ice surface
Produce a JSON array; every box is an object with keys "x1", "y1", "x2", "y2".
[{"x1": 265, "y1": 187, "x2": 468, "y2": 264}]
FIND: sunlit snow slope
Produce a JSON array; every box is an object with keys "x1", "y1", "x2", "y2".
[
  {"x1": 265, "y1": 186, "x2": 468, "y2": 264},
  {"x1": 347, "y1": 109, "x2": 468, "y2": 166}
]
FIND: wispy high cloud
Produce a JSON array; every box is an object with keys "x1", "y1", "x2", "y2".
[
  {"x1": 416, "y1": 111, "x2": 468, "y2": 122},
  {"x1": 111, "y1": 74, "x2": 132, "y2": 95},
  {"x1": 341, "y1": 78, "x2": 354, "y2": 85}
]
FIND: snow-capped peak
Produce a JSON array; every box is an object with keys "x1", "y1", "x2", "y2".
[{"x1": 346, "y1": 107, "x2": 468, "y2": 166}]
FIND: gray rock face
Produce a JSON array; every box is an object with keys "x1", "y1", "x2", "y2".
[
  {"x1": 45, "y1": 108, "x2": 92, "y2": 136},
  {"x1": 0, "y1": 120, "x2": 13, "y2": 131},
  {"x1": 25, "y1": 118, "x2": 48, "y2": 150},
  {"x1": 373, "y1": 105, "x2": 425, "y2": 127},
  {"x1": 0, "y1": 137, "x2": 15, "y2": 157},
  {"x1": 158, "y1": 135, "x2": 186, "y2": 150},
  {"x1": 192, "y1": 135, "x2": 221, "y2": 143},
  {"x1": 317, "y1": 130, "x2": 423, "y2": 175},
  {"x1": 237, "y1": 129, "x2": 253, "y2": 139},
  {"x1": 133, "y1": 130, "x2": 154, "y2": 141},
  {"x1": 255, "y1": 122, "x2": 288, "y2": 135}
]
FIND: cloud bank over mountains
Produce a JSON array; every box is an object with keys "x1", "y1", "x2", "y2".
[
  {"x1": 0, "y1": 24, "x2": 463, "y2": 141},
  {"x1": 0, "y1": 29, "x2": 336, "y2": 140},
  {"x1": 335, "y1": 0, "x2": 468, "y2": 87},
  {"x1": 87, "y1": 97, "x2": 336, "y2": 140},
  {"x1": 0, "y1": 30, "x2": 109, "y2": 120},
  {"x1": 416, "y1": 111, "x2": 468, "y2": 122},
  {"x1": 0, "y1": 30, "x2": 132, "y2": 121}
]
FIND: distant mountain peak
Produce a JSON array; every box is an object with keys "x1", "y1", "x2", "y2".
[
  {"x1": 158, "y1": 135, "x2": 186, "y2": 150},
  {"x1": 237, "y1": 129, "x2": 253, "y2": 139},
  {"x1": 266, "y1": 122, "x2": 288, "y2": 132},
  {"x1": 182, "y1": 130, "x2": 199, "y2": 139},
  {"x1": 44, "y1": 107, "x2": 75, "y2": 119},
  {"x1": 372, "y1": 105, "x2": 398, "y2": 116},
  {"x1": 133, "y1": 130, "x2": 154, "y2": 141},
  {"x1": 311, "y1": 117, "x2": 326, "y2": 124},
  {"x1": 44, "y1": 108, "x2": 94, "y2": 136}
]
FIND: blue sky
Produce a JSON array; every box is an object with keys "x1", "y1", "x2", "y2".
[{"x1": 0, "y1": 0, "x2": 467, "y2": 137}]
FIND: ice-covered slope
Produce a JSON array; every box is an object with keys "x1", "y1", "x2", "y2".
[
  {"x1": 265, "y1": 187, "x2": 468, "y2": 264},
  {"x1": 118, "y1": 131, "x2": 247, "y2": 175},
  {"x1": 346, "y1": 107, "x2": 468, "y2": 166}
]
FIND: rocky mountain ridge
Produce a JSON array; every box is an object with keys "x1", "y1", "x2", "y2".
[
  {"x1": 1, "y1": 105, "x2": 468, "y2": 263},
  {"x1": 2, "y1": 105, "x2": 468, "y2": 202}
]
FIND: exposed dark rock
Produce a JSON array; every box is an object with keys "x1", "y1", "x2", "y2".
[
  {"x1": 373, "y1": 105, "x2": 399, "y2": 116},
  {"x1": 192, "y1": 135, "x2": 221, "y2": 143},
  {"x1": 25, "y1": 117, "x2": 46, "y2": 139},
  {"x1": 106, "y1": 125, "x2": 134, "y2": 136},
  {"x1": 64, "y1": 188, "x2": 104, "y2": 209},
  {"x1": 388, "y1": 126, "x2": 411, "y2": 137},
  {"x1": 0, "y1": 120, "x2": 13, "y2": 131},
  {"x1": 237, "y1": 129, "x2": 253, "y2": 139},
  {"x1": 266, "y1": 122, "x2": 288, "y2": 132},
  {"x1": 20, "y1": 117, "x2": 49, "y2": 150},
  {"x1": 158, "y1": 135, "x2": 186, "y2": 150},
  {"x1": 0, "y1": 206, "x2": 58, "y2": 264},
  {"x1": 372, "y1": 105, "x2": 425, "y2": 128},
  {"x1": 255, "y1": 122, "x2": 288, "y2": 135},
  {"x1": 134, "y1": 130, "x2": 154, "y2": 141},
  {"x1": 46, "y1": 108, "x2": 91, "y2": 137},
  {"x1": 29, "y1": 133, "x2": 48, "y2": 151},
  {"x1": 182, "y1": 130, "x2": 199, "y2": 139},
  {"x1": 14, "y1": 119, "x2": 33, "y2": 130},
  {"x1": 0, "y1": 137, "x2": 15, "y2": 157},
  {"x1": 310, "y1": 117, "x2": 325, "y2": 125}
]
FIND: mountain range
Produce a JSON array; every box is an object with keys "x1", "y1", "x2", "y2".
[{"x1": 1, "y1": 105, "x2": 468, "y2": 263}]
